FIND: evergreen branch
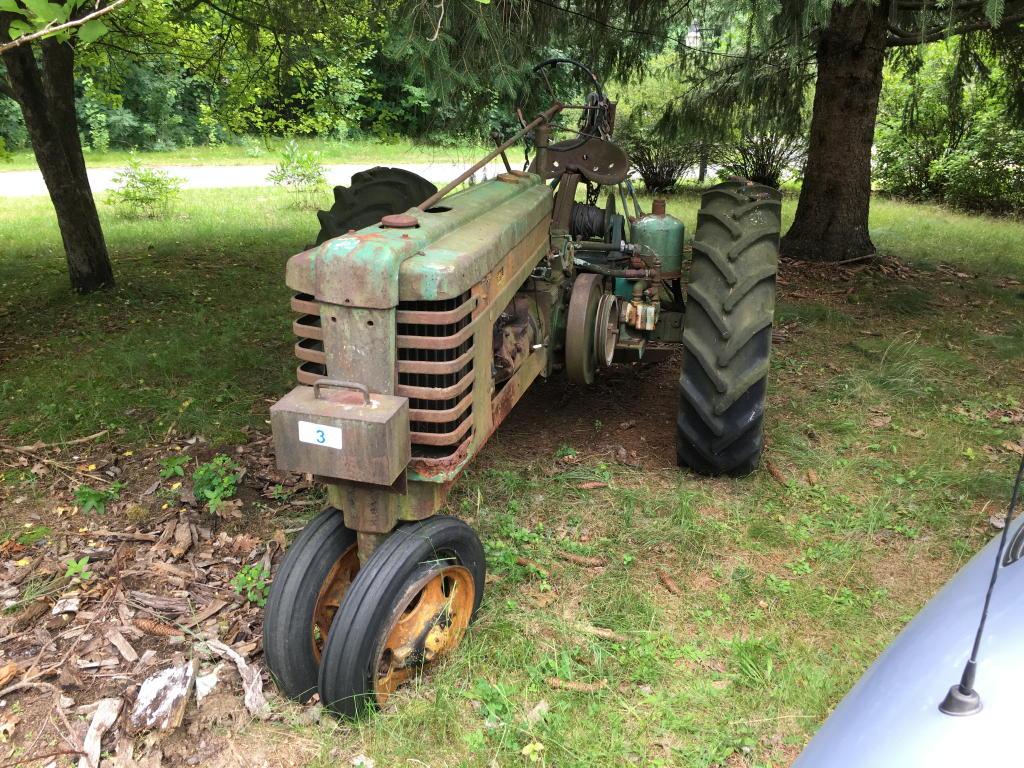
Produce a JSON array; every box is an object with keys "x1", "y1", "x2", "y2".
[
  {"x1": 0, "y1": 0, "x2": 131, "y2": 54},
  {"x1": 888, "y1": 11, "x2": 1024, "y2": 45},
  {"x1": 531, "y1": 0, "x2": 750, "y2": 58}
]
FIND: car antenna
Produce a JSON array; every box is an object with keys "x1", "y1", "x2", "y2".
[{"x1": 939, "y1": 453, "x2": 1024, "y2": 716}]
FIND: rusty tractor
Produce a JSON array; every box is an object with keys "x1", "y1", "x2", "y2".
[{"x1": 263, "y1": 59, "x2": 782, "y2": 716}]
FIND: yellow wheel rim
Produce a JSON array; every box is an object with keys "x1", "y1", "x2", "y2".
[{"x1": 374, "y1": 564, "x2": 475, "y2": 704}]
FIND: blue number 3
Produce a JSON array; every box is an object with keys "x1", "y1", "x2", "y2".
[{"x1": 316, "y1": 429, "x2": 326, "y2": 444}]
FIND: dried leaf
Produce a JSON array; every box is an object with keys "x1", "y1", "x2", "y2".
[
  {"x1": 656, "y1": 570, "x2": 681, "y2": 596},
  {"x1": 0, "y1": 714, "x2": 18, "y2": 743},
  {"x1": 764, "y1": 460, "x2": 787, "y2": 486},
  {"x1": 1000, "y1": 440, "x2": 1024, "y2": 456},
  {"x1": 0, "y1": 661, "x2": 19, "y2": 687}
]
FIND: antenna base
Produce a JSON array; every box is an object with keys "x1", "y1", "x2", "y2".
[{"x1": 939, "y1": 684, "x2": 982, "y2": 716}]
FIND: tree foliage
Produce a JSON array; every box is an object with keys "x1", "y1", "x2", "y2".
[{"x1": 877, "y1": 40, "x2": 1024, "y2": 213}]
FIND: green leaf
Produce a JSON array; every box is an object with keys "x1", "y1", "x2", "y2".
[
  {"x1": 77, "y1": 18, "x2": 107, "y2": 45},
  {"x1": 0, "y1": 0, "x2": 24, "y2": 14},
  {"x1": 21, "y1": 0, "x2": 69, "y2": 24},
  {"x1": 6, "y1": 19, "x2": 33, "y2": 39}
]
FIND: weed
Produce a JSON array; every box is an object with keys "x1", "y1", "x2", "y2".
[
  {"x1": 266, "y1": 140, "x2": 327, "y2": 208},
  {"x1": 16, "y1": 525, "x2": 51, "y2": 546},
  {"x1": 5, "y1": 575, "x2": 63, "y2": 614},
  {"x1": 65, "y1": 556, "x2": 92, "y2": 581},
  {"x1": 269, "y1": 484, "x2": 292, "y2": 501},
  {"x1": 74, "y1": 482, "x2": 123, "y2": 514},
  {"x1": 230, "y1": 563, "x2": 270, "y2": 606},
  {"x1": 192, "y1": 455, "x2": 241, "y2": 513},
  {"x1": 158, "y1": 455, "x2": 190, "y2": 478}
]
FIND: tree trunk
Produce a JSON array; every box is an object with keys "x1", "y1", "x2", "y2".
[
  {"x1": 1, "y1": 36, "x2": 113, "y2": 293},
  {"x1": 781, "y1": 0, "x2": 888, "y2": 262}
]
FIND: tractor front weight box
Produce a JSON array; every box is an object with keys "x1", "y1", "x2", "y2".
[{"x1": 270, "y1": 379, "x2": 410, "y2": 486}]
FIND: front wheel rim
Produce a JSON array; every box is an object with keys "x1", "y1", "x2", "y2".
[
  {"x1": 373, "y1": 564, "x2": 475, "y2": 704},
  {"x1": 312, "y1": 544, "x2": 360, "y2": 661}
]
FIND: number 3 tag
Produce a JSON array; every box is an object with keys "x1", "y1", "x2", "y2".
[{"x1": 298, "y1": 421, "x2": 343, "y2": 449}]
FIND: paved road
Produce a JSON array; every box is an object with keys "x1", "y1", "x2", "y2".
[{"x1": 0, "y1": 161, "x2": 506, "y2": 197}]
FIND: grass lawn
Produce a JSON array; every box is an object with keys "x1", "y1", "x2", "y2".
[
  {"x1": 0, "y1": 136, "x2": 492, "y2": 171},
  {"x1": 1, "y1": 187, "x2": 1022, "y2": 766}
]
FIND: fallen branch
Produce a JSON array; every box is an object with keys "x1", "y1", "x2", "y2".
[
  {"x1": 546, "y1": 677, "x2": 607, "y2": 693},
  {"x1": 10, "y1": 430, "x2": 108, "y2": 453},
  {"x1": 557, "y1": 551, "x2": 606, "y2": 568},
  {"x1": 574, "y1": 624, "x2": 628, "y2": 643}
]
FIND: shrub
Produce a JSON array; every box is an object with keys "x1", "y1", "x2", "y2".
[
  {"x1": 716, "y1": 133, "x2": 806, "y2": 188},
  {"x1": 617, "y1": 120, "x2": 697, "y2": 193},
  {"x1": 267, "y1": 140, "x2": 327, "y2": 207},
  {"x1": 107, "y1": 157, "x2": 183, "y2": 217},
  {"x1": 930, "y1": 114, "x2": 1024, "y2": 215}
]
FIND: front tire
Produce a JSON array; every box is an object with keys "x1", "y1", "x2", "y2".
[
  {"x1": 317, "y1": 516, "x2": 485, "y2": 717},
  {"x1": 677, "y1": 180, "x2": 782, "y2": 476},
  {"x1": 263, "y1": 507, "x2": 359, "y2": 702}
]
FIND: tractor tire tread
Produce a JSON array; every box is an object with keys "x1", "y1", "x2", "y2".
[{"x1": 677, "y1": 179, "x2": 781, "y2": 476}]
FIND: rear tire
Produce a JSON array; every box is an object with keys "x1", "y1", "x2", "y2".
[
  {"x1": 677, "y1": 180, "x2": 782, "y2": 476},
  {"x1": 314, "y1": 167, "x2": 437, "y2": 245}
]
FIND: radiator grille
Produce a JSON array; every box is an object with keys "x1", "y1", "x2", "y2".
[
  {"x1": 291, "y1": 293, "x2": 326, "y2": 384},
  {"x1": 397, "y1": 292, "x2": 476, "y2": 458},
  {"x1": 290, "y1": 290, "x2": 476, "y2": 460}
]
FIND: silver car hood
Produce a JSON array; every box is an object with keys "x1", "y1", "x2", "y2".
[{"x1": 794, "y1": 516, "x2": 1024, "y2": 767}]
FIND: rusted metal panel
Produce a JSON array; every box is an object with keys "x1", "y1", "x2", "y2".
[
  {"x1": 397, "y1": 322, "x2": 474, "y2": 350},
  {"x1": 329, "y1": 478, "x2": 454, "y2": 533},
  {"x1": 302, "y1": 179, "x2": 550, "y2": 310},
  {"x1": 410, "y1": 417, "x2": 473, "y2": 446},
  {"x1": 290, "y1": 293, "x2": 320, "y2": 315},
  {"x1": 271, "y1": 383, "x2": 410, "y2": 486},
  {"x1": 296, "y1": 362, "x2": 325, "y2": 386},
  {"x1": 320, "y1": 304, "x2": 398, "y2": 396},
  {"x1": 397, "y1": 346, "x2": 474, "y2": 375},
  {"x1": 285, "y1": 248, "x2": 317, "y2": 296},
  {"x1": 294, "y1": 339, "x2": 326, "y2": 365},
  {"x1": 406, "y1": 217, "x2": 553, "y2": 483},
  {"x1": 399, "y1": 182, "x2": 552, "y2": 302}
]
